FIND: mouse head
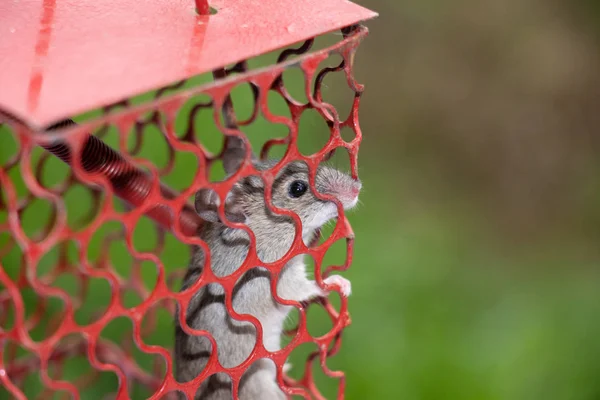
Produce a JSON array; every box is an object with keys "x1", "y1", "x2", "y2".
[{"x1": 195, "y1": 137, "x2": 361, "y2": 246}]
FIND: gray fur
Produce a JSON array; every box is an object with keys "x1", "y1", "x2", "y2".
[{"x1": 175, "y1": 139, "x2": 361, "y2": 400}]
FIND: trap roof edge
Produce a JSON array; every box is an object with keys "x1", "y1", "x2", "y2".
[{"x1": 0, "y1": 0, "x2": 377, "y2": 130}]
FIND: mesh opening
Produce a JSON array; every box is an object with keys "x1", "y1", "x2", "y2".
[{"x1": 0, "y1": 25, "x2": 368, "y2": 399}]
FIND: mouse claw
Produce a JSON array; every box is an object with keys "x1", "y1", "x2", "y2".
[
  {"x1": 323, "y1": 275, "x2": 352, "y2": 297},
  {"x1": 283, "y1": 362, "x2": 292, "y2": 374}
]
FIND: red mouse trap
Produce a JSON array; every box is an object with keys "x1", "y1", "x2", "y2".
[{"x1": 0, "y1": 0, "x2": 377, "y2": 398}]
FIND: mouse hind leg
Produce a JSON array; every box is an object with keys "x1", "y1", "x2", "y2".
[
  {"x1": 239, "y1": 359, "x2": 286, "y2": 400},
  {"x1": 194, "y1": 373, "x2": 234, "y2": 400}
]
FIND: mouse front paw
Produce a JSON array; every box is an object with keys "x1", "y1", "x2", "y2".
[
  {"x1": 323, "y1": 275, "x2": 352, "y2": 297},
  {"x1": 283, "y1": 362, "x2": 292, "y2": 374}
]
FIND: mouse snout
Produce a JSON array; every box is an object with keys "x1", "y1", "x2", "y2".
[
  {"x1": 322, "y1": 178, "x2": 362, "y2": 210},
  {"x1": 349, "y1": 180, "x2": 362, "y2": 198}
]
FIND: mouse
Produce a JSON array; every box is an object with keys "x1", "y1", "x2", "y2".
[{"x1": 174, "y1": 137, "x2": 362, "y2": 399}]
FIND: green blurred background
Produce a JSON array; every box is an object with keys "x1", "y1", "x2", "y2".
[{"x1": 2, "y1": 0, "x2": 600, "y2": 399}]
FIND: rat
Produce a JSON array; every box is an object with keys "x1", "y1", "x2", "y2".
[{"x1": 174, "y1": 137, "x2": 361, "y2": 399}]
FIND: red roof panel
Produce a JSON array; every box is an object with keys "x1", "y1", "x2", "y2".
[{"x1": 0, "y1": 0, "x2": 376, "y2": 128}]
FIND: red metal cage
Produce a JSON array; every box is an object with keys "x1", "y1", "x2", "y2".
[{"x1": 0, "y1": 1, "x2": 376, "y2": 398}]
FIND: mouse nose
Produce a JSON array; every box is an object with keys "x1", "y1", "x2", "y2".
[
  {"x1": 344, "y1": 179, "x2": 361, "y2": 201},
  {"x1": 350, "y1": 180, "x2": 362, "y2": 197},
  {"x1": 334, "y1": 179, "x2": 361, "y2": 209},
  {"x1": 317, "y1": 168, "x2": 361, "y2": 209}
]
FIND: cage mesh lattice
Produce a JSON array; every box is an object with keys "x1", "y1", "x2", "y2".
[{"x1": 0, "y1": 24, "x2": 368, "y2": 400}]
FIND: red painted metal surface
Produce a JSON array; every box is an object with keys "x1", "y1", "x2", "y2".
[{"x1": 0, "y1": 0, "x2": 376, "y2": 129}]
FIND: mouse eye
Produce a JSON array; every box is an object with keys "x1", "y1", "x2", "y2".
[{"x1": 288, "y1": 180, "x2": 308, "y2": 198}]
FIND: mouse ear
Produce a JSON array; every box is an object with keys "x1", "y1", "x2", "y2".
[
  {"x1": 223, "y1": 135, "x2": 256, "y2": 175},
  {"x1": 195, "y1": 188, "x2": 246, "y2": 224},
  {"x1": 223, "y1": 190, "x2": 246, "y2": 223},
  {"x1": 195, "y1": 188, "x2": 220, "y2": 222}
]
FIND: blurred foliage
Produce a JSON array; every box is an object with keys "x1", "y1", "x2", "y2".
[{"x1": 2, "y1": 0, "x2": 600, "y2": 399}]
